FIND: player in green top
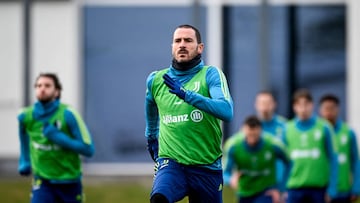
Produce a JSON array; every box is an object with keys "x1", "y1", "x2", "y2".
[
  {"x1": 145, "y1": 24, "x2": 233, "y2": 203},
  {"x1": 17, "y1": 73, "x2": 95, "y2": 203},
  {"x1": 283, "y1": 89, "x2": 337, "y2": 203},
  {"x1": 319, "y1": 94, "x2": 360, "y2": 203},
  {"x1": 223, "y1": 115, "x2": 290, "y2": 203}
]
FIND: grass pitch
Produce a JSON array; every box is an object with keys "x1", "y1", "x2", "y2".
[{"x1": 0, "y1": 176, "x2": 236, "y2": 203}]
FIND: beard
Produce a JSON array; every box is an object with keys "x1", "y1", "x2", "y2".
[{"x1": 37, "y1": 93, "x2": 57, "y2": 103}]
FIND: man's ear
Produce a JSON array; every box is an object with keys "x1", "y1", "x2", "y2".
[
  {"x1": 197, "y1": 43, "x2": 204, "y2": 54},
  {"x1": 55, "y1": 89, "x2": 60, "y2": 98}
]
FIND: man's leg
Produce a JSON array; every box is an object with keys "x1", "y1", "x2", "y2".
[
  {"x1": 54, "y1": 181, "x2": 83, "y2": 203},
  {"x1": 308, "y1": 188, "x2": 326, "y2": 203},
  {"x1": 150, "y1": 158, "x2": 187, "y2": 203},
  {"x1": 330, "y1": 197, "x2": 351, "y2": 203},
  {"x1": 286, "y1": 189, "x2": 307, "y2": 203},
  {"x1": 254, "y1": 193, "x2": 273, "y2": 203},
  {"x1": 238, "y1": 195, "x2": 256, "y2": 203},
  {"x1": 31, "y1": 177, "x2": 55, "y2": 203},
  {"x1": 186, "y1": 167, "x2": 223, "y2": 203}
]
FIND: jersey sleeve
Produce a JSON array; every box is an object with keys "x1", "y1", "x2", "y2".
[
  {"x1": 145, "y1": 71, "x2": 160, "y2": 141},
  {"x1": 223, "y1": 145, "x2": 236, "y2": 186},
  {"x1": 17, "y1": 111, "x2": 31, "y2": 175},
  {"x1": 272, "y1": 137, "x2": 291, "y2": 191},
  {"x1": 49, "y1": 108, "x2": 95, "y2": 157},
  {"x1": 350, "y1": 130, "x2": 360, "y2": 195},
  {"x1": 324, "y1": 125, "x2": 338, "y2": 197},
  {"x1": 273, "y1": 138, "x2": 290, "y2": 165},
  {"x1": 185, "y1": 67, "x2": 233, "y2": 122}
]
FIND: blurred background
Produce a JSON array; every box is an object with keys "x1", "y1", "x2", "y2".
[{"x1": 0, "y1": 0, "x2": 359, "y2": 202}]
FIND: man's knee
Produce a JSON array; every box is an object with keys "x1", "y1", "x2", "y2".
[{"x1": 150, "y1": 193, "x2": 169, "y2": 203}]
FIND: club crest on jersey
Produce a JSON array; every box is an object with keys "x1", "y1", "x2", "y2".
[
  {"x1": 340, "y1": 135, "x2": 348, "y2": 145},
  {"x1": 192, "y1": 81, "x2": 200, "y2": 92},
  {"x1": 54, "y1": 120, "x2": 62, "y2": 129},
  {"x1": 314, "y1": 130, "x2": 322, "y2": 140}
]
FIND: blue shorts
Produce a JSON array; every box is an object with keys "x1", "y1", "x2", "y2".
[
  {"x1": 151, "y1": 158, "x2": 223, "y2": 203},
  {"x1": 330, "y1": 196, "x2": 351, "y2": 203},
  {"x1": 238, "y1": 191, "x2": 273, "y2": 203},
  {"x1": 287, "y1": 187, "x2": 326, "y2": 203},
  {"x1": 31, "y1": 177, "x2": 83, "y2": 203}
]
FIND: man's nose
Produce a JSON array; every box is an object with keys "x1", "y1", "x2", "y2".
[{"x1": 179, "y1": 40, "x2": 186, "y2": 47}]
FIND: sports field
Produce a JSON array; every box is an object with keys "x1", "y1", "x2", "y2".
[
  {"x1": 0, "y1": 176, "x2": 237, "y2": 203},
  {"x1": 3, "y1": 175, "x2": 359, "y2": 203}
]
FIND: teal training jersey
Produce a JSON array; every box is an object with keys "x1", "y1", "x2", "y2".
[
  {"x1": 285, "y1": 118, "x2": 332, "y2": 188},
  {"x1": 22, "y1": 104, "x2": 81, "y2": 180},
  {"x1": 151, "y1": 66, "x2": 222, "y2": 165}
]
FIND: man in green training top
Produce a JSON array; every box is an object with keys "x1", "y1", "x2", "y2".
[
  {"x1": 283, "y1": 89, "x2": 337, "y2": 203},
  {"x1": 145, "y1": 24, "x2": 233, "y2": 203},
  {"x1": 17, "y1": 73, "x2": 95, "y2": 203},
  {"x1": 223, "y1": 115, "x2": 290, "y2": 203},
  {"x1": 319, "y1": 94, "x2": 360, "y2": 203}
]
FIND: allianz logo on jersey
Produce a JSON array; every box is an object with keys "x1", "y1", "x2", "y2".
[
  {"x1": 241, "y1": 168, "x2": 271, "y2": 177},
  {"x1": 291, "y1": 148, "x2": 320, "y2": 159},
  {"x1": 33, "y1": 141, "x2": 61, "y2": 151},
  {"x1": 162, "y1": 110, "x2": 203, "y2": 124}
]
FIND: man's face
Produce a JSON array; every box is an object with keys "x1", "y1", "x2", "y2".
[
  {"x1": 293, "y1": 98, "x2": 313, "y2": 120},
  {"x1": 319, "y1": 100, "x2": 338, "y2": 123},
  {"x1": 35, "y1": 76, "x2": 59, "y2": 103},
  {"x1": 255, "y1": 93, "x2": 276, "y2": 120},
  {"x1": 243, "y1": 125, "x2": 261, "y2": 147},
  {"x1": 172, "y1": 27, "x2": 203, "y2": 63}
]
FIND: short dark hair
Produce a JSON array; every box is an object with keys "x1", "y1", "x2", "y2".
[
  {"x1": 319, "y1": 93, "x2": 340, "y2": 105},
  {"x1": 293, "y1": 88, "x2": 313, "y2": 104},
  {"x1": 35, "y1": 73, "x2": 62, "y2": 99},
  {"x1": 243, "y1": 115, "x2": 262, "y2": 128},
  {"x1": 257, "y1": 90, "x2": 275, "y2": 100},
  {"x1": 177, "y1": 24, "x2": 202, "y2": 44}
]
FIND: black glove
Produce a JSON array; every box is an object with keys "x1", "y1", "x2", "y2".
[{"x1": 147, "y1": 139, "x2": 159, "y2": 162}]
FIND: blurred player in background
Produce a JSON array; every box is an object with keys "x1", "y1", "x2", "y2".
[
  {"x1": 319, "y1": 94, "x2": 360, "y2": 203},
  {"x1": 17, "y1": 73, "x2": 95, "y2": 203},
  {"x1": 223, "y1": 91, "x2": 288, "y2": 200},
  {"x1": 145, "y1": 24, "x2": 233, "y2": 203},
  {"x1": 255, "y1": 90, "x2": 287, "y2": 198},
  {"x1": 283, "y1": 89, "x2": 337, "y2": 203},
  {"x1": 224, "y1": 91, "x2": 287, "y2": 152},
  {"x1": 255, "y1": 90, "x2": 287, "y2": 140},
  {"x1": 223, "y1": 115, "x2": 290, "y2": 203}
]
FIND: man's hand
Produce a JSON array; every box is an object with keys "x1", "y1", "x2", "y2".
[
  {"x1": 43, "y1": 122, "x2": 60, "y2": 141},
  {"x1": 351, "y1": 195, "x2": 358, "y2": 202},
  {"x1": 147, "y1": 139, "x2": 159, "y2": 162},
  {"x1": 230, "y1": 171, "x2": 241, "y2": 190},
  {"x1": 18, "y1": 165, "x2": 31, "y2": 176},
  {"x1": 163, "y1": 74, "x2": 186, "y2": 100},
  {"x1": 265, "y1": 189, "x2": 281, "y2": 203}
]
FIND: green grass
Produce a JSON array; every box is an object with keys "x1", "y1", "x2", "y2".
[
  {"x1": 3, "y1": 176, "x2": 357, "y2": 203},
  {"x1": 0, "y1": 176, "x2": 236, "y2": 203}
]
